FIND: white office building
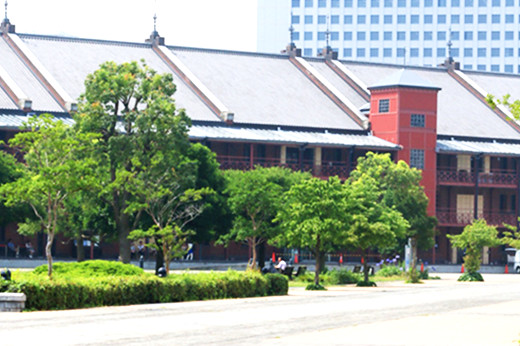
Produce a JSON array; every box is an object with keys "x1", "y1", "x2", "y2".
[{"x1": 257, "y1": 0, "x2": 520, "y2": 73}]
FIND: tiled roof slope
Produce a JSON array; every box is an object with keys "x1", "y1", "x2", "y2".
[
  {"x1": 168, "y1": 47, "x2": 365, "y2": 131},
  {"x1": 340, "y1": 61, "x2": 520, "y2": 141},
  {"x1": 18, "y1": 34, "x2": 221, "y2": 122}
]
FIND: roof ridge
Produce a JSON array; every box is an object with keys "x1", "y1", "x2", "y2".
[{"x1": 18, "y1": 33, "x2": 151, "y2": 49}]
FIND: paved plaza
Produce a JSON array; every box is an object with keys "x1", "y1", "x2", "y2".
[{"x1": 1, "y1": 273, "x2": 519, "y2": 345}]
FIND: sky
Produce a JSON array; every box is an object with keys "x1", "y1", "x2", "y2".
[{"x1": 5, "y1": 0, "x2": 259, "y2": 52}]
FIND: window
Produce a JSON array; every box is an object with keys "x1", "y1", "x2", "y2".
[
  {"x1": 451, "y1": 15, "x2": 460, "y2": 24},
  {"x1": 293, "y1": 32, "x2": 300, "y2": 40},
  {"x1": 410, "y1": 48, "x2": 419, "y2": 57},
  {"x1": 478, "y1": 47, "x2": 486, "y2": 57},
  {"x1": 397, "y1": 31, "x2": 406, "y2": 40},
  {"x1": 411, "y1": 15, "x2": 419, "y2": 24},
  {"x1": 379, "y1": 99, "x2": 390, "y2": 113},
  {"x1": 384, "y1": 0, "x2": 393, "y2": 6},
  {"x1": 397, "y1": 48, "x2": 406, "y2": 57},
  {"x1": 344, "y1": 32, "x2": 353, "y2": 40},
  {"x1": 491, "y1": 47, "x2": 499, "y2": 57},
  {"x1": 477, "y1": 64, "x2": 486, "y2": 71},
  {"x1": 318, "y1": 32, "x2": 326, "y2": 40},
  {"x1": 452, "y1": 48, "x2": 459, "y2": 57},
  {"x1": 505, "y1": 65, "x2": 513, "y2": 73},
  {"x1": 411, "y1": 31, "x2": 419, "y2": 40},
  {"x1": 358, "y1": 15, "x2": 366, "y2": 24},
  {"x1": 492, "y1": 0, "x2": 500, "y2": 4},
  {"x1": 410, "y1": 149, "x2": 424, "y2": 169},
  {"x1": 384, "y1": 31, "x2": 392, "y2": 40},
  {"x1": 305, "y1": 0, "x2": 313, "y2": 7},
  {"x1": 397, "y1": 15, "x2": 406, "y2": 24},
  {"x1": 464, "y1": 48, "x2": 473, "y2": 57},
  {"x1": 491, "y1": 31, "x2": 500, "y2": 40},
  {"x1": 464, "y1": 15, "x2": 473, "y2": 24},
  {"x1": 292, "y1": 0, "x2": 301, "y2": 7},
  {"x1": 398, "y1": 0, "x2": 406, "y2": 6},
  {"x1": 424, "y1": 15, "x2": 433, "y2": 24},
  {"x1": 332, "y1": 0, "x2": 340, "y2": 6},
  {"x1": 304, "y1": 32, "x2": 313, "y2": 40},
  {"x1": 344, "y1": 15, "x2": 353, "y2": 24},
  {"x1": 371, "y1": 15, "x2": 380, "y2": 24},
  {"x1": 318, "y1": 0, "x2": 327, "y2": 7},
  {"x1": 438, "y1": 0, "x2": 447, "y2": 5},
  {"x1": 491, "y1": 64, "x2": 500, "y2": 72},
  {"x1": 384, "y1": 48, "x2": 392, "y2": 57},
  {"x1": 370, "y1": 31, "x2": 379, "y2": 40},
  {"x1": 437, "y1": 47, "x2": 446, "y2": 57},
  {"x1": 424, "y1": 48, "x2": 432, "y2": 57},
  {"x1": 464, "y1": 31, "x2": 473, "y2": 40},
  {"x1": 506, "y1": 0, "x2": 513, "y2": 5},
  {"x1": 424, "y1": 31, "x2": 433, "y2": 40},
  {"x1": 371, "y1": 0, "x2": 380, "y2": 6},
  {"x1": 384, "y1": 15, "x2": 392, "y2": 24},
  {"x1": 304, "y1": 48, "x2": 313, "y2": 56},
  {"x1": 492, "y1": 14, "x2": 500, "y2": 23},
  {"x1": 331, "y1": 15, "x2": 340, "y2": 24},
  {"x1": 438, "y1": 15, "x2": 446, "y2": 24},
  {"x1": 478, "y1": 31, "x2": 486, "y2": 40},
  {"x1": 451, "y1": 31, "x2": 460, "y2": 40},
  {"x1": 357, "y1": 48, "x2": 366, "y2": 57},
  {"x1": 438, "y1": 31, "x2": 446, "y2": 40},
  {"x1": 478, "y1": 0, "x2": 487, "y2": 5},
  {"x1": 478, "y1": 15, "x2": 487, "y2": 24},
  {"x1": 411, "y1": 114, "x2": 425, "y2": 127},
  {"x1": 505, "y1": 31, "x2": 514, "y2": 40},
  {"x1": 318, "y1": 15, "x2": 326, "y2": 24},
  {"x1": 357, "y1": 32, "x2": 366, "y2": 40},
  {"x1": 505, "y1": 48, "x2": 514, "y2": 57},
  {"x1": 465, "y1": 0, "x2": 474, "y2": 5},
  {"x1": 452, "y1": 0, "x2": 460, "y2": 5},
  {"x1": 345, "y1": 0, "x2": 353, "y2": 6},
  {"x1": 331, "y1": 32, "x2": 339, "y2": 40},
  {"x1": 292, "y1": 16, "x2": 300, "y2": 24},
  {"x1": 343, "y1": 48, "x2": 352, "y2": 57},
  {"x1": 370, "y1": 48, "x2": 379, "y2": 57},
  {"x1": 411, "y1": 0, "x2": 419, "y2": 6},
  {"x1": 358, "y1": 0, "x2": 367, "y2": 6},
  {"x1": 505, "y1": 14, "x2": 514, "y2": 23},
  {"x1": 425, "y1": 0, "x2": 433, "y2": 6},
  {"x1": 463, "y1": 64, "x2": 473, "y2": 70},
  {"x1": 305, "y1": 15, "x2": 313, "y2": 24}
]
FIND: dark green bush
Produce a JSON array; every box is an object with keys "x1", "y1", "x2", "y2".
[
  {"x1": 306, "y1": 283, "x2": 326, "y2": 290},
  {"x1": 32, "y1": 260, "x2": 145, "y2": 278},
  {"x1": 376, "y1": 265, "x2": 403, "y2": 277},
  {"x1": 1, "y1": 269, "x2": 288, "y2": 310},
  {"x1": 356, "y1": 280, "x2": 377, "y2": 287},
  {"x1": 328, "y1": 268, "x2": 361, "y2": 284},
  {"x1": 458, "y1": 272, "x2": 484, "y2": 282}
]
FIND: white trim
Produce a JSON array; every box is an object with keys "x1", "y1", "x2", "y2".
[
  {"x1": 330, "y1": 60, "x2": 370, "y2": 95},
  {"x1": 0, "y1": 64, "x2": 31, "y2": 109}
]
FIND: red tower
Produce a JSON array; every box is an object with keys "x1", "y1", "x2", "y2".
[{"x1": 368, "y1": 69, "x2": 441, "y2": 216}]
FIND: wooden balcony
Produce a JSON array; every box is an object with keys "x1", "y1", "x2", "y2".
[
  {"x1": 436, "y1": 208, "x2": 517, "y2": 228},
  {"x1": 216, "y1": 156, "x2": 350, "y2": 179},
  {"x1": 437, "y1": 168, "x2": 517, "y2": 188}
]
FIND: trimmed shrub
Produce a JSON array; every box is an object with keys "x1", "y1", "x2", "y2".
[
  {"x1": 328, "y1": 268, "x2": 361, "y2": 284},
  {"x1": 306, "y1": 283, "x2": 326, "y2": 290},
  {"x1": 458, "y1": 272, "x2": 484, "y2": 282},
  {"x1": 1, "y1": 269, "x2": 288, "y2": 311},
  {"x1": 356, "y1": 280, "x2": 377, "y2": 287},
  {"x1": 376, "y1": 265, "x2": 403, "y2": 277},
  {"x1": 32, "y1": 260, "x2": 145, "y2": 277}
]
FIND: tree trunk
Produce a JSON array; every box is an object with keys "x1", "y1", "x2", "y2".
[
  {"x1": 257, "y1": 242, "x2": 265, "y2": 270},
  {"x1": 118, "y1": 213, "x2": 131, "y2": 263},
  {"x1": 411, "y1": 237, "x2": 418, "y2": 273},
  {"x1": 46, "y1": 230, "x2": 54, "y2": 278},
  {"x1": 76, "y1": 233, "x2": 85, "y2": 262},
  {"x1": 314, "y1": 250, "x2": 321, "y2": 286},
  {"x1": 250, "y1": 237, "x2": 257, "y2": 270},
  {"x1": 155, "y1": 247, "x2": 164, "y2": 275},
  {"x1": 163, "y1": 242, "x2": 170, "y2": 275},
  {"x1": 363, "y1": 250, "x2": 369, "y2": 283}
]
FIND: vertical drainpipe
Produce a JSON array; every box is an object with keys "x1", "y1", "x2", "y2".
[
  {"x1": 299, "y1": 144, "x2": 307, "y2": 172},
  {"x1": 473, "y1": 153, "x2": 482, "y2": 220},
  {"x1": 347, "y1": 146, "x2": 355, "y2": 177},
  {"x1": 516, "y1": 157, "x2": 520, "y2": 230},
  {"x1": 250, "y1": 143, "x2": 254, "y2": 170}
]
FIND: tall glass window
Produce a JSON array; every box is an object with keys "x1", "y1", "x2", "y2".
[
  {"x1": 491, "y1": 65, "x2": 500, "y2": 72},
  {"x1": 478, "y1": 47, "x2": 486, "y2": 57},
  {"x1": 305, "y1": 15, "x2": 313, "y2": 24},
  {"x1": 397, "y1": 31, "x2": 406, "y2": 40},
  {"x1": 397, "y1": 48, "x2": 405, "y2": 57},
  {"x1": 491, "y1": 47, "x2": 500, "y2": 56},
  {"x1": 411, "y1": 0, "x2": 419, "y2": 6},
  {"x1": 331, "y1": 0, "x2": 340, "y2": 6},
  {"x1": 410, "y1": 149, "x2": 424, "y2": 169},
  {"x1": 424, "y1": 15, "x2": 433, "y2": 24},
  {"x1": 478, "y1": 31, "x2": 486, "y2": 40},
  {"x1": 411, "y1": 15, "x2": 419, "y2": 24},
  {"x1": 358, "y1": 15, "x2": 366, "y2": 24},
  {"x1": 398, "y1": 0, "x2": 406, "y2": 5},
  {"x1": 491, "y1": 31, "x2": 500, "y2": 40},
  {"x1": 318, "y1": 0, "x2": 327, "y2": 7},
  {"x1": 384, "y1": 48, "x2": 392, "y2": 56},
  {"x1": 292, "y1": 16, "x2": 300, "y2": 24},
  {"x1": 424, "y1": 31, "x2": 433, "y2": 40},
  {"x1": 318, "y1": 15, "x2": 326, "y2": 24},
  {"x1": 464, "y1": 48, "x2": 473, "y2": 57},
  {"x1": 505, "y1": 14, "x2": 514, "y2": 23},
  {"x1": 505, "y1": 31, "x2": 514, "y2": 40},
  {"x1": 344, "y1": 15, "x2": 353, "y2": 24},
  {"x1": 464, "y1": 31, "x2": 473, "y2": 40},
  {"x1": 344, "y1": 32, "x2": 353, "y2": 40},
  {"x1": 424, "y1": 48, "x2": 433, "y2": 57},
  {"x1": 343, "y1": 48, "x2": 352, "y2": 57},
  {"x1": 452, "y1": 0, "x2": 460, "y2": 6},
  {"x1": 464, "y1": 15, "x2": 473, "y2": 23},
  {"x1": 345, "y1": 0, "x2": 353, "y2": 6},
  {"x1": 438, "y1": 0, "x2": 447, "y2": 5},
  {"x1": 357, "y1": 32, "x2": 366, "y2": 40},
  {"x1": 384, "y1": 31, "x2": 392, "y2": 40},
  {"x1": 292, "y1": 0, "x2": 301, "y2": 7},
  {"x1": 331, "y1": 15, "x2": 340, "y2": 24},
  {"x1": 478, "y1": 15, "x2": 487, "y2": 23},
  {"x1": 304, "y1": 48, "x2": 313, "y2": 56},
  {"x1": 371, "y1": 0, "x2": 380, "y2": 6},
  {"x1": 438, "y1": 15, "x2": 446, "y2": 24},
  {"x1": 465, "y1": 0, "x2": 474, "y2": 6},
  {"x1": 370, "y1": 31, "x2": 379, "y2": 40},
  {"x1": 384, "y1": 0, "x2": 393, "y2": 6},
  {"x1": 437, "y1": 48, "x2": 446, "y2": 57},
  {"x1": 358, "y1": 0, "x2": 367, "y2": 7},
  {"x1": 411, "y1": 31, "x2": 419, "y2": 40},
  {"x1": 492, "y1": 0, "x2": 500, "y2": 5},
  {"x1": 371, "y1": 15, "x2": 380, "y2": 24},
  {"x1": 438, "y1": 31, "x2": 446, "y2": 40},
  {"x1": 370, "y1": 48, "x2": 379, "y2": 57},
  {"x1": 305, "y1": 0, "x2": 313, "y2": 7},
  {"x1": 478, "y1": 0, "x2": 487, "y2": 5},
  {"x1": 451, "y1": 15, "x2": 460, "y2": 23},
  {"x1": 505, "y1": 48, "x2": 514, "y2": 57},
  {"x1": 410, "y1": 48, "x2": 419, "y2": 57},
  {"x1": 425, "y1": 0, "x2": 433, "y2": 6},
  {"x1": 505, "y1": 65, "x2": 513, "y2": 73},
  {"x1": 357, "y1": 48, "x2": 366, "y2": 57},
  {"x1": 491, "y1": 14, "x2": 500, "y2": 23},
  {"x1": 397, "y1": 15, "x2": 406, "y2": 24},
  {"x1": 384, "y1": 15, "x2": 392, "y2": 24},
  {"x1": 304, "y1": 32, "x2": 313, "y2": 40}
]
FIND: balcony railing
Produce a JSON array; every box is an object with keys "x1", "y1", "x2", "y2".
[
  {"x1": 436, "y1": 208, "x2": 517, "y2": 227},
  {"x1": 437, "y1": 168, "x2": 517, "y2": 187},
  {"x1": 216, "y1": 156, "x2": 350, "y2": 179}
]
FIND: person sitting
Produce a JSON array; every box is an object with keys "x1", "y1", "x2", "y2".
[
  {"x1": 6, "y1": 239, "x2": 19, "y2": 258},
  {"x1": 275, "y1": 257, "x2": 287, "y2": 272},
  {"x1": 25, "y1": 240, "x2": 35, "y2": 259}
]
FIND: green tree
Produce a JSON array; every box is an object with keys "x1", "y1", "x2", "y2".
[
  {"x1": 502, "y1": 223, "x2": 520, "y2": 250},
  {"x1": 275, "y1": 176, "x2": 351, "y2": 287},
  {"x1": 221, "y1": 166, "x2": 310, "y2": 269},
  {"x1": 0, "y1": 114, "x2": 97, "y2": 277},
  {"x1": 349, "y1": 152, "x2": 436, "y2": 282},
  {"x1": 448, "y1": 219, "x2": 501, "y2": 281},
  {"x1": 486, "y1": 94, "x2": 520, "y2": 119},
  {"x1": 345, "y1": 174, "x2": 409, "y2": 284},
  {"x1": 76, "y1": 60, "x2": 191, "y2": 263}
]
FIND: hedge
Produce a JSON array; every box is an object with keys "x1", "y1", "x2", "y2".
[{"x1": 1, "y1": 270, "x2": 288, "y2": 311}]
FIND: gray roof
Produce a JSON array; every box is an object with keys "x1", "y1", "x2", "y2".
[
  {"x1": 169, "y1": 47, "x2": 364, "y2": 131},
  {"x1": 190, "y1": 124, "x2": 399, "y2": 149},
  {"x1": 341, "y1": 61, "x2": 520, "y2": 140},
  {"x1": 0, "y1": 87, "x2": 18, "y2": 110},
  {"x1": 463, "y1": 70, "x2": 520, "y2": 105},
  {"x1": 369, "y1": 68, "x2": 441, "y2": 91},
  {"x1": 18, "y1": 35, "x2": 221, "y2": 122},
  {"x1": 0, "y1": 112, "x2": 74, "y2": 130},
  {"x1": 437, "y1": 139, "x2": 520, "y2": 157}
]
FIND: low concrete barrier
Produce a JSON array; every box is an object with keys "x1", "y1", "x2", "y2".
[{"x1": 0, "y1": 293, "x2": 26, "y2": 312}]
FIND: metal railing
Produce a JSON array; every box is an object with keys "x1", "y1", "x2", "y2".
[
  {"x1": 437, "y1": 167, "x2": 517, "y2": 187},
  {"x1": 436, "y1": 208, "x2": 517, "y2": 227}
]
